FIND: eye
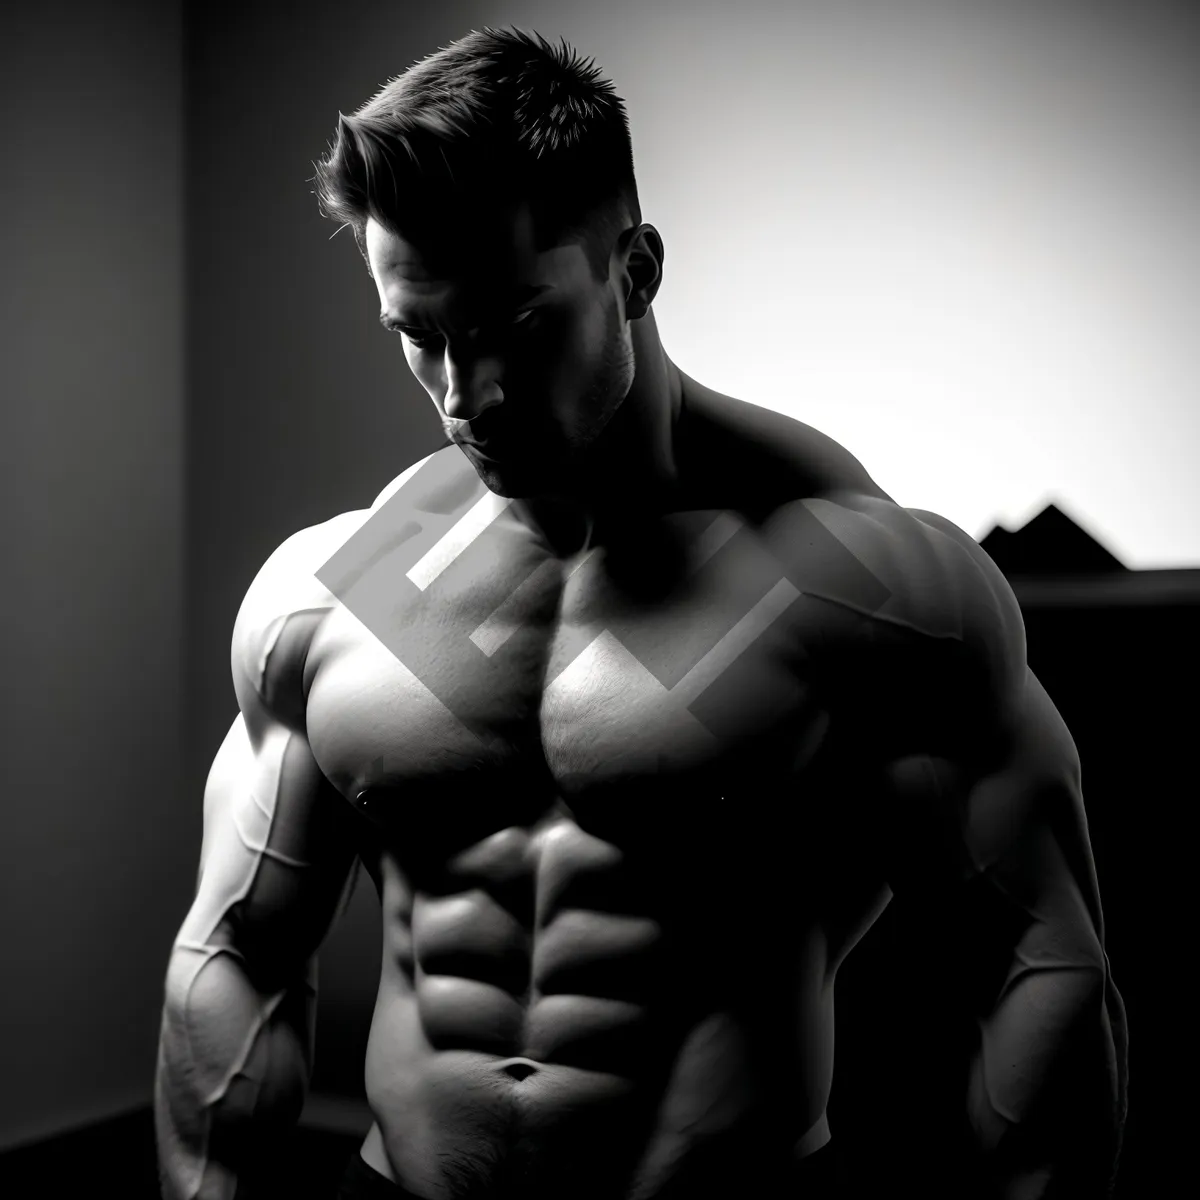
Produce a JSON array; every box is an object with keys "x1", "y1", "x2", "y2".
[
  {"x1": 403, "y1": 330, "x2": 443, "y2": 351},
  {"x1": 400, "y1": 310, "x2": 535, "y2": 352}
]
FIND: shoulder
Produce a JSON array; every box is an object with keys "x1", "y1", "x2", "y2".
[
  {"x1": 710, "y1": 399, "x2": 1023, "y2": 681},
  {"x1": 228, "y1": 449, "x2": 455, "y2": 730},
  {"x1": 783, "y1": 491, "x2": 1028, "y2": 762},
  {"x1": 230, "y1": 508, "x2": 371, "y2": 734},
  {"x1": 799, "y1": 493, "x2": 1020, "y2": 630}
]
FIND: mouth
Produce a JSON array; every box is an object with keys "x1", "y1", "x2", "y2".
[
  {"x1": 458, "y1": 419, "x2": 519, "y2": 460},
  {"x1": 459, "y1": 435, "x2": 505, "y2": 460}
]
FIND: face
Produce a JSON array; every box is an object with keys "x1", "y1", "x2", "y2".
[{"x1": 367, "y1": 201, "x2": 636, "y2": 499}]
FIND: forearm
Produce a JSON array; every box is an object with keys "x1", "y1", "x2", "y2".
[
  {"x1": 966, "y1": 959, "x2": 1128, "y2": 1199},
  {"x1": 155, "y1": 942, "x2": 316, "y2": 1200}
]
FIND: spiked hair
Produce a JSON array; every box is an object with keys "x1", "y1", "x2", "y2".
[{"x1": 311, "y1": 27, "x2": 642, "y2": 282}]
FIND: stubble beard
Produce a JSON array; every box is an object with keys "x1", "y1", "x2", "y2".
[{"x1": 473, "y1": 308, "x2": 636, "y2": 501}]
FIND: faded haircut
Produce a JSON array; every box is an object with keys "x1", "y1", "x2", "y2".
[{"x1": 311, "y1": 26, "x2": 642, "y2": 283}]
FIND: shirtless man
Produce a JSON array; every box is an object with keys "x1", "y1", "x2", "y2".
[{"x1": 155, "y1": 27, "x2": 1128, "y2": 1200}]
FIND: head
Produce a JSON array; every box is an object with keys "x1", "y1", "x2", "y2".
[{"x1": 311, "y1": 27, "x2": 664, "y2": 499}]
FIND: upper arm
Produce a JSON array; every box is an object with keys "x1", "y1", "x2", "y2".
[
  {"x1": 178, "y1": 523, "x2": 361, "y2": 992},
  {"x1": 868, "y1": 512, "x2": 1108, "y2": 995},
  {"x1": 879, "y1": 671, "x2": 1108, "y2": 975}
]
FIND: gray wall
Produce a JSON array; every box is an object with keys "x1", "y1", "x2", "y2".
[{"x1": 0, "y1": 1, "x2": 186, "y2": 1150}]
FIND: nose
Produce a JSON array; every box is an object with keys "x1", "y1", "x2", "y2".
[{"x1": 441, "y1": 347, "x2": 504, "y2": 425}]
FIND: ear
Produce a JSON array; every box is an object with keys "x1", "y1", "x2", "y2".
[{"x1": 617, "y1": 223, "x2": 664, "y2": 319}]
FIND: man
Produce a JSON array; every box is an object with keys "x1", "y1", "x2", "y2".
[{"x1": 155, "y1": 26, "x2": 1128, "y2": 1200}]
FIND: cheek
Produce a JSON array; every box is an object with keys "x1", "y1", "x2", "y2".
[{"x1": 536, "y1": 307, "x2": 609, "y2": 390}]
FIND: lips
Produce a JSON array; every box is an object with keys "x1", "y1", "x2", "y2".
[
  {"x1": 460, "y1": 430, "x2": 501, "y2": 450},
  {"x1": 461, "y1": 418, "x2": 516, "y2": 457}
]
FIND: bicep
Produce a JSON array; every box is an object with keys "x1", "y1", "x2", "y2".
[
  {"x1": 181, "y1": 702, "x2": 358, "y2": 993},
  {"x1": 177, "y1": 518, "x2": 369, "y2": 984},
  {"x1": 878, "y1": 667, "x2": 1108, "y2": 994}
]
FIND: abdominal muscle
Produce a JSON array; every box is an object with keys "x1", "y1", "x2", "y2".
[{"x1": 354, "y1": 919, "x2": 837, "y2": 1200}]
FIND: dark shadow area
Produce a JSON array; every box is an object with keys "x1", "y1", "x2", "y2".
[
  {"x1": 829, "y1": 504, "x2": 1192, "y2": 1198},
  {"x1": 0, "y1": 1107, "x2": 363, "y2": 1199}
]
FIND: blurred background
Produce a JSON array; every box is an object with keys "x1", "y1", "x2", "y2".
[{"x1": 2, "y1": 0, "x2": 1196, "y2": 1195}]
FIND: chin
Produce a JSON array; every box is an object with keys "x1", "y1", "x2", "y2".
[
  {"x1": 462, "y1": 433, "x2": 593, "y2": 500},
  {"x1": 468, "y1": 455, "x2": 547, "y2": 500}
]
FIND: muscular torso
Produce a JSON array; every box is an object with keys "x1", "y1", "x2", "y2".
[{"x1": 267, "y1": 395, "x2": 962, "y2": 1199}]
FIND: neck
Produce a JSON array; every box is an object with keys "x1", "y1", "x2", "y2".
[{"x1": 513, "y1": 309, "x2": 685, "y2": 556}]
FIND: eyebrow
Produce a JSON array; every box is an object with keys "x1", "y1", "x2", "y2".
[{"x1": 379, "y1": 283, "x2": 554, "y2": 333}]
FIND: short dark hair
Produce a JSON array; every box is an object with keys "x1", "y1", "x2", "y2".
[{"x1": 311, "y1": 26, "x2": 642, "y2": 283}]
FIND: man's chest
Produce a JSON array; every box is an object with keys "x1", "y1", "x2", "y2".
[{"x1": 304, "y1": 505, "x2": 836, "y2": 822}]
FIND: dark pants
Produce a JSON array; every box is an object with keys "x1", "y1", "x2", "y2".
[
  {"x1": 337, "y1": 1151, "x2": 424, "y2": 1198},
  {"x1": 336, "y1": 1140, "x2": 845, "y2": 1198}
]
